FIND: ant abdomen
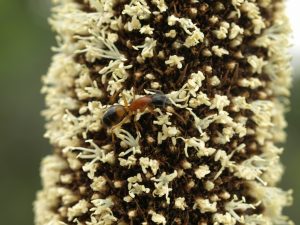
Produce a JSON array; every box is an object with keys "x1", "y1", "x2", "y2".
[{"x1": 102, "y1": 105, "x2": 127, "y2": 127}]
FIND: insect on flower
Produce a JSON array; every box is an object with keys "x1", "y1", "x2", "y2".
[{"x1": 102, "y1": 91, "x2": 171, "y2": 130}]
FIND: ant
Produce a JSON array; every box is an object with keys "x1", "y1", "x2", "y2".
[{"x1": 102, "y1": 91, "x2": 171, "y2": 130}]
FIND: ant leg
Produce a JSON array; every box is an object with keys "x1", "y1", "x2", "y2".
[
  {"x1": 171, "y1": 110, "x2": 186, "y2": 125},
  {"x1": 164, "y1": 106, "x2": 186, "y2": 125},
  {"x1": 176, "y1": 63, "x2": 189, "y2": 86},
  {"x1": 134, "y1": 198, "x2": 147, "y2": 221},
  {"x1": 133, "y1": 117, "x2": 140, "y2": 133},
  {"x1": 109, "y1": 87, "x2": 124, "y2": 104},
  {"x1": 110, "y1": 114, "x2": 130, "y2": 133},
  {"x1": 136, "y1": 81, "x2": 149, "y2": 94},
  {"x1": 111, "y1": 132, "x2": 116, "y2": 151},
  {"x1": 110, "y1": 114, "x2": 134, "y2": 148}
]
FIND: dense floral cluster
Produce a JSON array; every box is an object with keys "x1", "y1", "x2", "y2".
[{"x1": 35, "y1": 0, "x2": 293, "y2": 224}]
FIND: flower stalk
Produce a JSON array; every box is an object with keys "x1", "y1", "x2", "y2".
[{"x1": 35, "y1": 0, "x2": 293, "y2": 224}]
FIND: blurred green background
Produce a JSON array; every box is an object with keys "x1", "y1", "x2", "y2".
[{"x1": 0, "y1": 1, "x2": 298, "y2": 224}]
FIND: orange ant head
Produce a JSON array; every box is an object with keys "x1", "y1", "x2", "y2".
[{"x1": 150, "y1": 93, "x2": 171, "y2": 108}]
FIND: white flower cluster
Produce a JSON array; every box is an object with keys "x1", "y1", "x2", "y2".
[
  {"x1": 193, "y1": 198, "x2": 217, "y2": 213},
  {"x1": 213, "y1": 22, "x2": 230, "y2": 40},
  {"x1": 65, "y1": 140, "x2": 115, "y2": 177},
  {"x1": 240, "y1": 2, "x2": 265, "y2": 34},
  {"x1": 88, "y1": 198, "x2": 117, "y2": 225},
  {"x1": 116, "y1": 129, "x2": 141, "y2": 168},
  {"x1": 167, "y1": 71, "x2": 205, "y2": 108},
  {"x1": 212, "y1": 45, "x2": 229, "y2": 57},
  {"x1": 76, "y1": 29, "x2": 125, "y2": 62},
  {"x1": 247, "y1": 55, "x2": 267, "y2": 74},
  {"x1": 174, "y1": 197, "x2": 187, "y2": 210},
  {"x1": 151, "y1": 171, "x2": 178, "y2": 204},
  {"x1": 127, "y1": 173, "x2": 150, "y2": 198},
  {"x1": 165, "y1": 55, "x2": 184, "y2": 69},
  {"x1": 104, "y1": 61, "x2": 132, "y2": 96},
  {"x1": 133, "y1": 37, "x2": 157, "y2": 60},
  {"x1": 149, "y1": 210, "x2": 166, "y2": 225},
  {"x1": 177, "y1": 136, "x2": 216, "y2": 158},
  {"x1": 139, "y1": 157, "x2": 159, "y2": 175},
  {"x1": 123, "y1": 0, "x2": 151, "y2": 20},
  {"x1": 167, "y1": 15, "x2": 204, "y2": 47},
  {"x1": 151, "y1": 0, "x2": 167, "y2": 12},
  {"x1": 225, "y1": 195, "x2": 257, "y2": 223}
]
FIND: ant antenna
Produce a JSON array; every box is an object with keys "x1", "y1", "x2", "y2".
[
  {"x1": 109, "y1": 87, "x2": 124, "y2": 104},
  {"x1": 172, "y1": 110, "x2": 186, "y2": 125}
]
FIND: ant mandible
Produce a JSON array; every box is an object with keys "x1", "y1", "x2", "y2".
[{"x1": 102, "y1": 92, "x2": 171, "y2": 130}]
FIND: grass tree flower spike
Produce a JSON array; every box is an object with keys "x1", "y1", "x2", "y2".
[{"x1": 35, "y1": 0, "x2": 294, "y2": 224}]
